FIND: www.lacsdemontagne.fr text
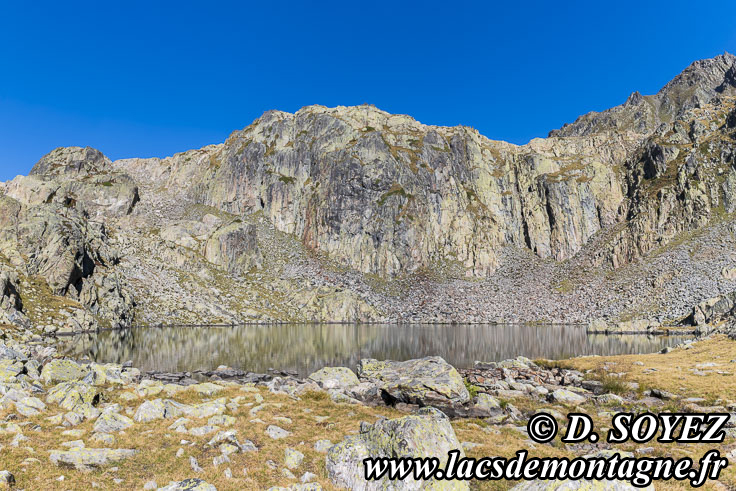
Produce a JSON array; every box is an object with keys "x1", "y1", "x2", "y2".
[{"x1": 364, "y1": 449, "x2": 728, "y2": 487}]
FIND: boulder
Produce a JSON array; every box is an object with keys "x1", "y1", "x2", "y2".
[
  {"x1": 689, "y1": 291, "x2": 736, "y2": 326},
  {"x1": 284, "y1": 448, "x2": 304, "y2": 469},
  {"x1": 49, "y1": 447, "x2": 137, "y2": 470},
  {"x1": 0, "y1": 359, "x2": 23, "y2": 383},
  {"x1": 356, "y1": 356, "x2": 469, "y2": 409},
  {"x1": 0, "y1": 470, "x2": 15, "y2": 488},
  {"x1": 308, "y1": 367, "x2": 359, "y2": 391},
  {"x1": 134, "y1": 399, "x2": 187, "y2": 423},
  {"x1": 548, "y1": 389, "x2": 586, "y2": 406},
  {"x1": 46, "y1": 382, "x2": 99, "y2": 412},
  {"x1": 266, "y1": 425, "x2": 291, "y2": 440},
  {"x1": 15, "y1": 396, "x2": 46, "y2": 416},
  {"x1": 204, "y1": 222, "x2": 262, "y2": 274},
  {"x1": 158, "y1": 478, "x2": 217, "y2": 491},
  {"x1": 326, "y1": 407, "x2": 468, "y2": 490},
  {"x1": 41, "y1": 359, "x2": 90, "y2": 384},
  {"x1": 470, "y1": 393, "x2": 502, "y2": 417},
  {"x1": 94, "y1": 408, "x2": 134, "y2": 433}
]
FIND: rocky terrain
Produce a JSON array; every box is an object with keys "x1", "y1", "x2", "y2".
[
  {"x1": 0, "y1": 306, "x2": 734, "y2": 489},
  {"x1": 2, "y1": 54, "x2": 736, "y2": 328}
]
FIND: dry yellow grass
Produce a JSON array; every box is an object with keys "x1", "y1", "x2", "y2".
[
  {"x1": 1, "y1": 337, "x2": 735, "y2": 489},
  {"x1": 564, "y1": 335, "x2": 736, "y2": 401}
]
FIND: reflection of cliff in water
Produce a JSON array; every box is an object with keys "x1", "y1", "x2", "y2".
[{"x1": 59, "y1": 324, "x2": 691, "y2": 377}]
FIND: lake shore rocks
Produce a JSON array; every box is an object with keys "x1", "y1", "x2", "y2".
[
  {"x1": 0, "y1": 297, "x2": 730, "y2": 489},
  {"x1": 356, "y1": 356, "x2": 470, "y2": 409}
]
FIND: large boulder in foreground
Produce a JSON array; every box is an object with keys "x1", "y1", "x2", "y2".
[
  {"x1": 326, "y1": 408, "x2": 468, "y2": 490},
  {"x1": 357, "y1": 356, "x2": 470, "y2": 409}
]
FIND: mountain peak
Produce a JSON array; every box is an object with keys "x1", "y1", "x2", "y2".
[
  {"x1": 550, "y1": 53, "x2": 736, "y2": 138},
  {"x1": 29, "y1": 146, "x2": 110, "y2": 178}
]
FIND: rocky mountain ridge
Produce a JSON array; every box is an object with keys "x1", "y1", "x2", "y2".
[{"x1": 2, "y1": 53, "x2": 736, "y2": 327}]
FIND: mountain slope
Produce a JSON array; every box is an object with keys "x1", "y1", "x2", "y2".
[{"x1": 2, "y1": 53, "x2": 736, "y2": 328}]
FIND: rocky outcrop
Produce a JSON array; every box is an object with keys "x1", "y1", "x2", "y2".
[
  {"x1": 326, "y1": 407, "x2": 468, "y2": 490},
  {"x1": 688, "y1": 290, "x2": 736, "y2": 326},
  {"x1": 0, "y1": 148, "x2": 137, "y2": 328},
  {"x1": 109, "y1": 54, "x2": 736, "y2": 284},
  {"x1": 3, "y1": 55, "x2": 736, "y2": 325},
  {"x1": 356, "y1": 356, "x2": 470, "y2": 409},
  {"x1": 203, "y1": 221, "x2": 262, "y2": 273},
  {"x1": 550, "y1": 53, "x2": 736, "y2": 138},
  {"x1": 0, "y1": 266, "x2": 24, "y2": 326}
]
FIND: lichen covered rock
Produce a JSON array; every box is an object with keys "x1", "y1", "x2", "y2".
[
  {"x1": 357, "y1": 356, "x2": 470, "y2": 408},
  {"x1": 326, "y1": 408, "x2": 468, "y2": 490}
]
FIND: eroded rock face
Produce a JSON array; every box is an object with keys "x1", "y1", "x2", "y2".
[
  {"x1": 0, "y1": 147, "x2": 137, "y2": 328},
  {"x1": 689, "y1": 290, "x2": 736, "y2": 326},
  {"x1": 326, "y1": 407, "x2": 468, "y2": 490},
  {"x1": 0, "y1": 266, "x2": 24, "y2": 326},
  {"x1": 203, "y1": 221, "x2": 262, "y2": 273},
  {"x1": 2, "y1": 54, "x2": 736, "y2": 326},
  {"x1": 143, "y1": 107, "x2": 633, "y2": 278},
  {"x1": 357, "y1": 356, "x2": 470, "y2": 409}
]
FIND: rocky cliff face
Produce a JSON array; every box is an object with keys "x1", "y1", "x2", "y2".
[{"x1": 2, "y1": 53, "x2": 736, "y2": 326}]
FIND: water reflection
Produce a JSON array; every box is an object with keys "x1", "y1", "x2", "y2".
[{"x1": 59, "y1": 324, "x2": 691, "y2": 377}]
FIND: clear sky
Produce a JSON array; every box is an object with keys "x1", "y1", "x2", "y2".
[{"x1": 1, "y1": 1, "x2": 735, "y2": 181}]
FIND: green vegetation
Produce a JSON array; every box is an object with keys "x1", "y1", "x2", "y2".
[
  {"x1": 377, "y1": 183, "x2": 412, "y2": 206},
  {"x1": 464, "y1": 380, "x2": 480, "y2": 399}
]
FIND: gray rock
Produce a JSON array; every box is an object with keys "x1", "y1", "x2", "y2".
[
  {"x1": 356, "y1": 356, "x2": 470, "y2": 409},
  {"x1": 284, "y1": 447, "x2": 304, "y2": 469},
  {"x1": 158, "y1": 478, "x2": 217, "y2": 491},
  {"x1": 0, "y1": 470, "x2": 15, "y2": 488},
  {"x1": 189, "y1": 456, "x2": 203, "y2": 472},
  {"x1": 326, "y1": 409, "x2": 468, "y2": 490},
  {"x1": 548, "y1": 389, "x2": 586, "y2": 405},
  {"x1": 308, "y1": 367, "x2": 359, "y2": 390},
  {"x1": 49, "y1": 447, "x2": 137, "y2": 470},
  {"x1": 41, "y1": 359, "x2": 90, "y2": 384},
  {"x1": 314, "y1": 439, "x2": 332, "y2": 453},
  {"x1": 266, "y1": 425, "x2": 291, "y2": 440},
  {"x1": 93, "y1": 408, "x2": 134, "y2": 433}
]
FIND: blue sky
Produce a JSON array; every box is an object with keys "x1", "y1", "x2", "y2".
[{"x1": 1, "y1": 1, "x2": 735, "y2": 181}]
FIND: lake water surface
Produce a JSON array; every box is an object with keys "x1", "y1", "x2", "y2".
[{"x1": 60, "y1": 324, "x2": 691, "y2": 377}]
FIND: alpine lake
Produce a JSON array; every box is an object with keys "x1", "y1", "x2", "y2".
[{"x1": 57, "y1": 323, "x2": 691, "y2": 378}]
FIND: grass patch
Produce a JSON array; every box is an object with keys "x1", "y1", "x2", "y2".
[
  {"x1": 567, "y1": 335, "x2": 736, "y2": 401},
  {"x1": 377, "y1": 183, "x2": 412, "y2": 206},
  {"x1": 464, "y1": 380, "x2": 480, "y2": 399}
]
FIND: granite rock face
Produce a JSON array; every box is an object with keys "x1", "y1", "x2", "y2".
[
  {"x1": 204, "y1": 221, "x2": 263, "y2": 273},
  {"x1": 1, "y1": 54, "x2": 736, "y2": 325}
]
